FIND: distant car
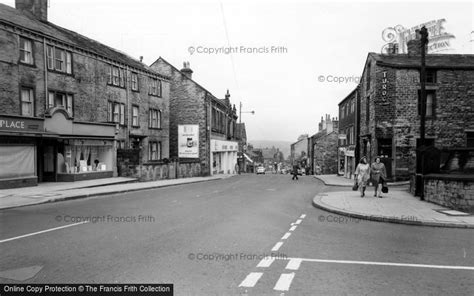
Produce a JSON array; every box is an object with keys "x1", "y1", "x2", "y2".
[{"x1": 256, "y1": 166, "x2": 266, "y2": 174}]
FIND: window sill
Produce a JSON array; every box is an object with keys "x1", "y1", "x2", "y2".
[
  {"x1": 107, "y1": 83, "x2": 126, "y2": 89},
  {"x1": 48, "y1": 69, "x2": 73, "y2": 76},
  {"x1": 19, "y1": 61, "x2": 36, "y2": 68},
  {"x1": 148, "y1": 94, "x2": 162, "y2": 98},
  {"x1": 148, "y1": 127, "x2": 162, "y2": 130}
]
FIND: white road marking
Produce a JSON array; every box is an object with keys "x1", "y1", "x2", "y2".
[
  {"x1": 239, "y1": 272, "x2": 263, "y2": 287},
  {"x1": 300, "y1": 214, "x2": 306, "y2": 219},
  {"x1": 281, "y1": 232, "x2": 292, "y2": 240},
  {"x1": 271, "y1": 242, "x2": 284, "y2": 252},
  {"x1": 273, "y1": 273, "x2": 295, "y2": 291},
  {"x1": 289, "y1": 225, "x2": 297, "y2": 231},
  {"x1": 0, "y1": 222, "x2": 89, "y2": 244},
  {"x1": 285, "y1": 259, "x2": 302, "y2": 270},
  {"x1": 257, "y1": 256, "x2": 275, "y2": 268},
  {"x1": 277, "y1": 257, "x2": 474, "y2": 271},
  {"x1": 295, "y1": 219, "x2": 302, "y2": 225}
]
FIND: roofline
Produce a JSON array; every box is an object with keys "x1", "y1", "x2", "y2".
[
  {"x1": 0, "y1": 17, "x2": 169, "y2": 80},
  {"x1": 338, "y1": 87, "x2": 358, "y2": 106},
  {"x1": 154, "y1": 57, "x2": 233, "y2": 109}
]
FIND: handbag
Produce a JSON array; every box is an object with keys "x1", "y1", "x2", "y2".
[
  {"x1": 352, "y1": 182, "x2": 359, "y2": 191},
  {"x1": 382, "y1": 184, "x2": 389, "y2": 193}
]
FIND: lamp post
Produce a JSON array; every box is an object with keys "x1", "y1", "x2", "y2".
[{"x1": 239, "y1": 102, "x2": 255, "y2": 173}]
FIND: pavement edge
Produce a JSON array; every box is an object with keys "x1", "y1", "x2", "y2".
[{"x1": 312, "y1": 193, "x2": 474, "y2": 229}]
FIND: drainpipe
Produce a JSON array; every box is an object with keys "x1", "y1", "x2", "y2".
[{"x1": 43, "y1": 37, "x2": 48, "y2": 114}]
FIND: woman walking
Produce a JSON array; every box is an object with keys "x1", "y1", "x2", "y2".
[
  {"x1": 371, "y1": 156, "x2": 387, "y2": 198},
  {"x1": 354, "y1": 156, "x2": 370, "y2": 197}
]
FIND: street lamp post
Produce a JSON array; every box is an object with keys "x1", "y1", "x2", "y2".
[{"x1": 239, "y1": 102, "x2": 255, "y2": 173}]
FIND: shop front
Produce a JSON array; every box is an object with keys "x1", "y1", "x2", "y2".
[
  {"x1": 211, "y1": 139, "x2": 238, "y2": 175},
  {"x1": 0, "y1": 114, "x2": 50, "y2": 189},
  {"x1": 43, "y1": 109, "x2": 117, "y2": 182},
  {"x1": 337, "y1": 146, "x2": 356, "y2": 179}
]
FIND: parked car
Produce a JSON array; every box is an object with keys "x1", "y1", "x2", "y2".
[{"x1": 256, "y1": 166, "x2": 266, "y2": 175}]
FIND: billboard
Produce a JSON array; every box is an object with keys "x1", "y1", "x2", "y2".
[{"x1": 178, "y1": 125, "x2": 199, "y2": 158}]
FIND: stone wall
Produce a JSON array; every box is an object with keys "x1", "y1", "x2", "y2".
[
  {"x1": 313, "y1": 132, "x2": 338, "y2": 174},
  {"x1": 424, "y1": 175, "x2": 474, "y2": 213}
]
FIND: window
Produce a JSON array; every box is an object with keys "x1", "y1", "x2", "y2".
[
  {"x1": 19, "y1": 37, "x2": 34, "y2": 64},
  {"x1": 350, "y1": 99, "x2": 355, "y2": 113},
  {"x1": 466, "y1": 132, "x2": 474, "y2": 147},
  {"x1": 21, "y1": 87, "x2": 34, "y2": 116},
  {"x1": 46, "y1": 45, "x2": 72, "y2": 74},
  {"x1": 149, "y1": 141, "x2": 161, "y2": 161},
  {"x1": 149, "y1": 78, "x2": 162, "y2": 96},
  {"x1": 107, "y1": 65, "x2": 126, "y2": 87},
  {"x1": 341, "y1": 105, "x2": 345, "y2": 119},
  {"x1": 107, "y1": 101, "x2": 125, "y2": 124},
  {"x1": 366, "y1": 95, "x2": 370, "y2": 124},
  {"x1": 418, "y1": 90, "x2": 435, "y2": 118},
  {"x1": 48, "y1": 91, "x2": 73, "y2": 116},
  {"x1": 426, "y1": 70, "x2": 437, "y2": 83},
  {"x1": 132, "y1": 105, "x2": 139, "y2": 127},
  {"x1": 131, "y1": 73, "x2": 139, "y2": 91},
  {"x1": 350, "y1": 126, "x2": 354, "y2": 144},
  {"x1": 149, "y1": 109, "x2": 161, "y2": 128}
]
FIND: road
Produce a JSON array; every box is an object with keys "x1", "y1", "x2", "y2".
[{"x1": 1, "y1": 174, "x2": 473, "y2": 295}]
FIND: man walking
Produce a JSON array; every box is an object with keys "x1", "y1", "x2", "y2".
[{"x1": 292, "y1": 164, "x2": 299, "y2": 180}]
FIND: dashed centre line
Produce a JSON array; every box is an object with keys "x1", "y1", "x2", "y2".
[
  {"x1": 281, "y1": 232, "x2": 292, "y2": 240},
  {"x1": 285, "y1": 258, "x2": 303, "y2": 270},
  {"x1": 289, "y1": 225, "x2": 297, "y2": 231},
  {"x1": 257, "y1": 257, "x2": 275, "y2": 268},
  {"x1": 295, "y1": 219, "x2": 302, "y2": 225},
  {"x1": 271, "y1": 242, "x2": 284, "y2": 252}
]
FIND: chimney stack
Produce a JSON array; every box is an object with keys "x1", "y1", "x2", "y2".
[
  {"x1": 180, "y1": 61, "x2": 193, "y2": 79},
  {"x1": 16, "y1": 0, "x2": 48, "y2": 22}
]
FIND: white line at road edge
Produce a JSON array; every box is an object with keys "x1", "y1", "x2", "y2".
[
  {"x1": 277, "y1": 257, "x2": 474, "y2": 271},
  {"x1": 274, "y1": 273, "x2": 295, "y2": 291},
  {"x1": 0, "y1": 222, "x2": 89, "y2": 243},
  {"x1": 271, "y1": 242, "x2": 284, "y2": 252},
  {"x1": 239, "y1": 272, "x2": 263, "y2": 287}
]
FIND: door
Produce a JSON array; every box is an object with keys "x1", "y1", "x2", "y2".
[
  {"x1": 378, "y1": 138, "x2": 392, "y2": 179},
  {"x1": 39, "y1": 142, "x2": 57, "y2": 182}
]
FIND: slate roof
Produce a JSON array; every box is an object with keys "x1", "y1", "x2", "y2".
[{"x1": 0, "y1": 3, "x2": 167, "y2": 79}]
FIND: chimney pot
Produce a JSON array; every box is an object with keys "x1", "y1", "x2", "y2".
[{"x1": 180, "y1": 61, "x2": 193, "y2": 79}]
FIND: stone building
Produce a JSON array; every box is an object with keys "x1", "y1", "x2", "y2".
[
  {"x1": 337, "y1": 88, "x2": 358, "y2": 179},
  {"x1": 358, "y1": 45, "x2": 474, "y2": 181},
  {"x1": 290, "y1": 135, "x2": 309, "y2": 168},
  {"x1": 310, "y1": 115, "x2": 339, "y2": 175},
  {"x1": 150, "y1": 58, "x2": 239, "y2": 176},
  {"x1": 0, "y1": 1, "x2": 170, "y2": 188}
]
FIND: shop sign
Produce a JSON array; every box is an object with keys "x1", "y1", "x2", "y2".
[
  {"x1": 212, "y1": 139, "x2": 238, "y2": 152},
  {"x1": 0, "y1": 116, "x2": 44, "y2": 132},
  {"x1": 381, "y1": 19, "x2": 455, "y2": 54},
  {"x1": 381, "y1": 71, "x2": 388, "y2": 97},
  {"x1": 178, "y1": 124, "x2": 199, "y2": 158}
]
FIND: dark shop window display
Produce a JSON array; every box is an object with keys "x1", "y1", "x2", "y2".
[{"x1": 57, "y1": 144, "x2": 113, "y2": 174}]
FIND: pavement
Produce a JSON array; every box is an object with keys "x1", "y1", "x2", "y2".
[
  {"x1": 0, "y1": 175, "x2": 231, "y2": 210},
  {"x1": 1, "y1": 174, "x2": 473, "y2": 295},
  {"x1": 313, "y1": 174, "x2": 474, "y2": 228}
]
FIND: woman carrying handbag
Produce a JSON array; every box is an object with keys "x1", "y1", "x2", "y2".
[
  {"x1": 354, "y1": 156, "x2": 370, "y2": 197},
  {"x1": 371, "y1": 156, "x2": 387, "y2": 198}
]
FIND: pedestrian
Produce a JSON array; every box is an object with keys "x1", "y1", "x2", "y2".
[
  {"x1": 371, "y1": 156, "x2": 387, "y2": 198},
  {"x1": 354, "y1": 156, "x2": 370, "y2": 197},
  {"x1": 292, "y1": 164, "x2": 299, "y2": 180}
]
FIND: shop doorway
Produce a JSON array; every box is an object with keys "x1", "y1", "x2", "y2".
[{"x1": 38, "y1": 141, "x2": 57, "y2": 182}]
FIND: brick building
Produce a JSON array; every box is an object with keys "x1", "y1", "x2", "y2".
[
  {"x1": 0, "y1": 1, "x2": 170, "y2": 188},
  {"x1": 150, "y1": 58, "x2": 239, "y2": 176},
  {"x1": 337, "y1": 88, "x2": 358, "y2": 179},
  {"x1": 310, "y1": 115, "x2": 338, "y2": 175},
  {"x1": 358, "y1": 47, "x2": 474, "y2": 181}
]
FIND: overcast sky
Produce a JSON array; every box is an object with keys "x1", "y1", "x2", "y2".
[{"x1": 2, "y1": 0, "x2": 473, "y2": 142}]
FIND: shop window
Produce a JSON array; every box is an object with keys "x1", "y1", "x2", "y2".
[
  {"x1": 61, "y1": 144, "x2": 113, "y2": 174},
  {"x1": 149, "y1": 78, "x2": 162, "y2": 97},
  {"x1": 46, "y1": 45, "x2": 72, "y2": 74},
  {"x1": 132, "y1": 105, "x2": 139, "y2": 127},
  {"x1": 20, "y1": 87, "x2": 34, "y2": 116},
  {"x1": 149, "y1": 109, "x2": 161, "y2": 129},
  {"x1": 48, "y1": 91, "x2": 73, "y2": 116},
  {"x1": 417, "y1": 90, "x2": 436, "y2": 118},
  {"x1": 131, "y1": 72, "x2": 139, "y2": 91},
  {"x1": 149, "y1": 141, "x2": 161, "y2": 161},
  {"x1": 19, "y1": 37, "x2": 34, "y2": 65}
]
